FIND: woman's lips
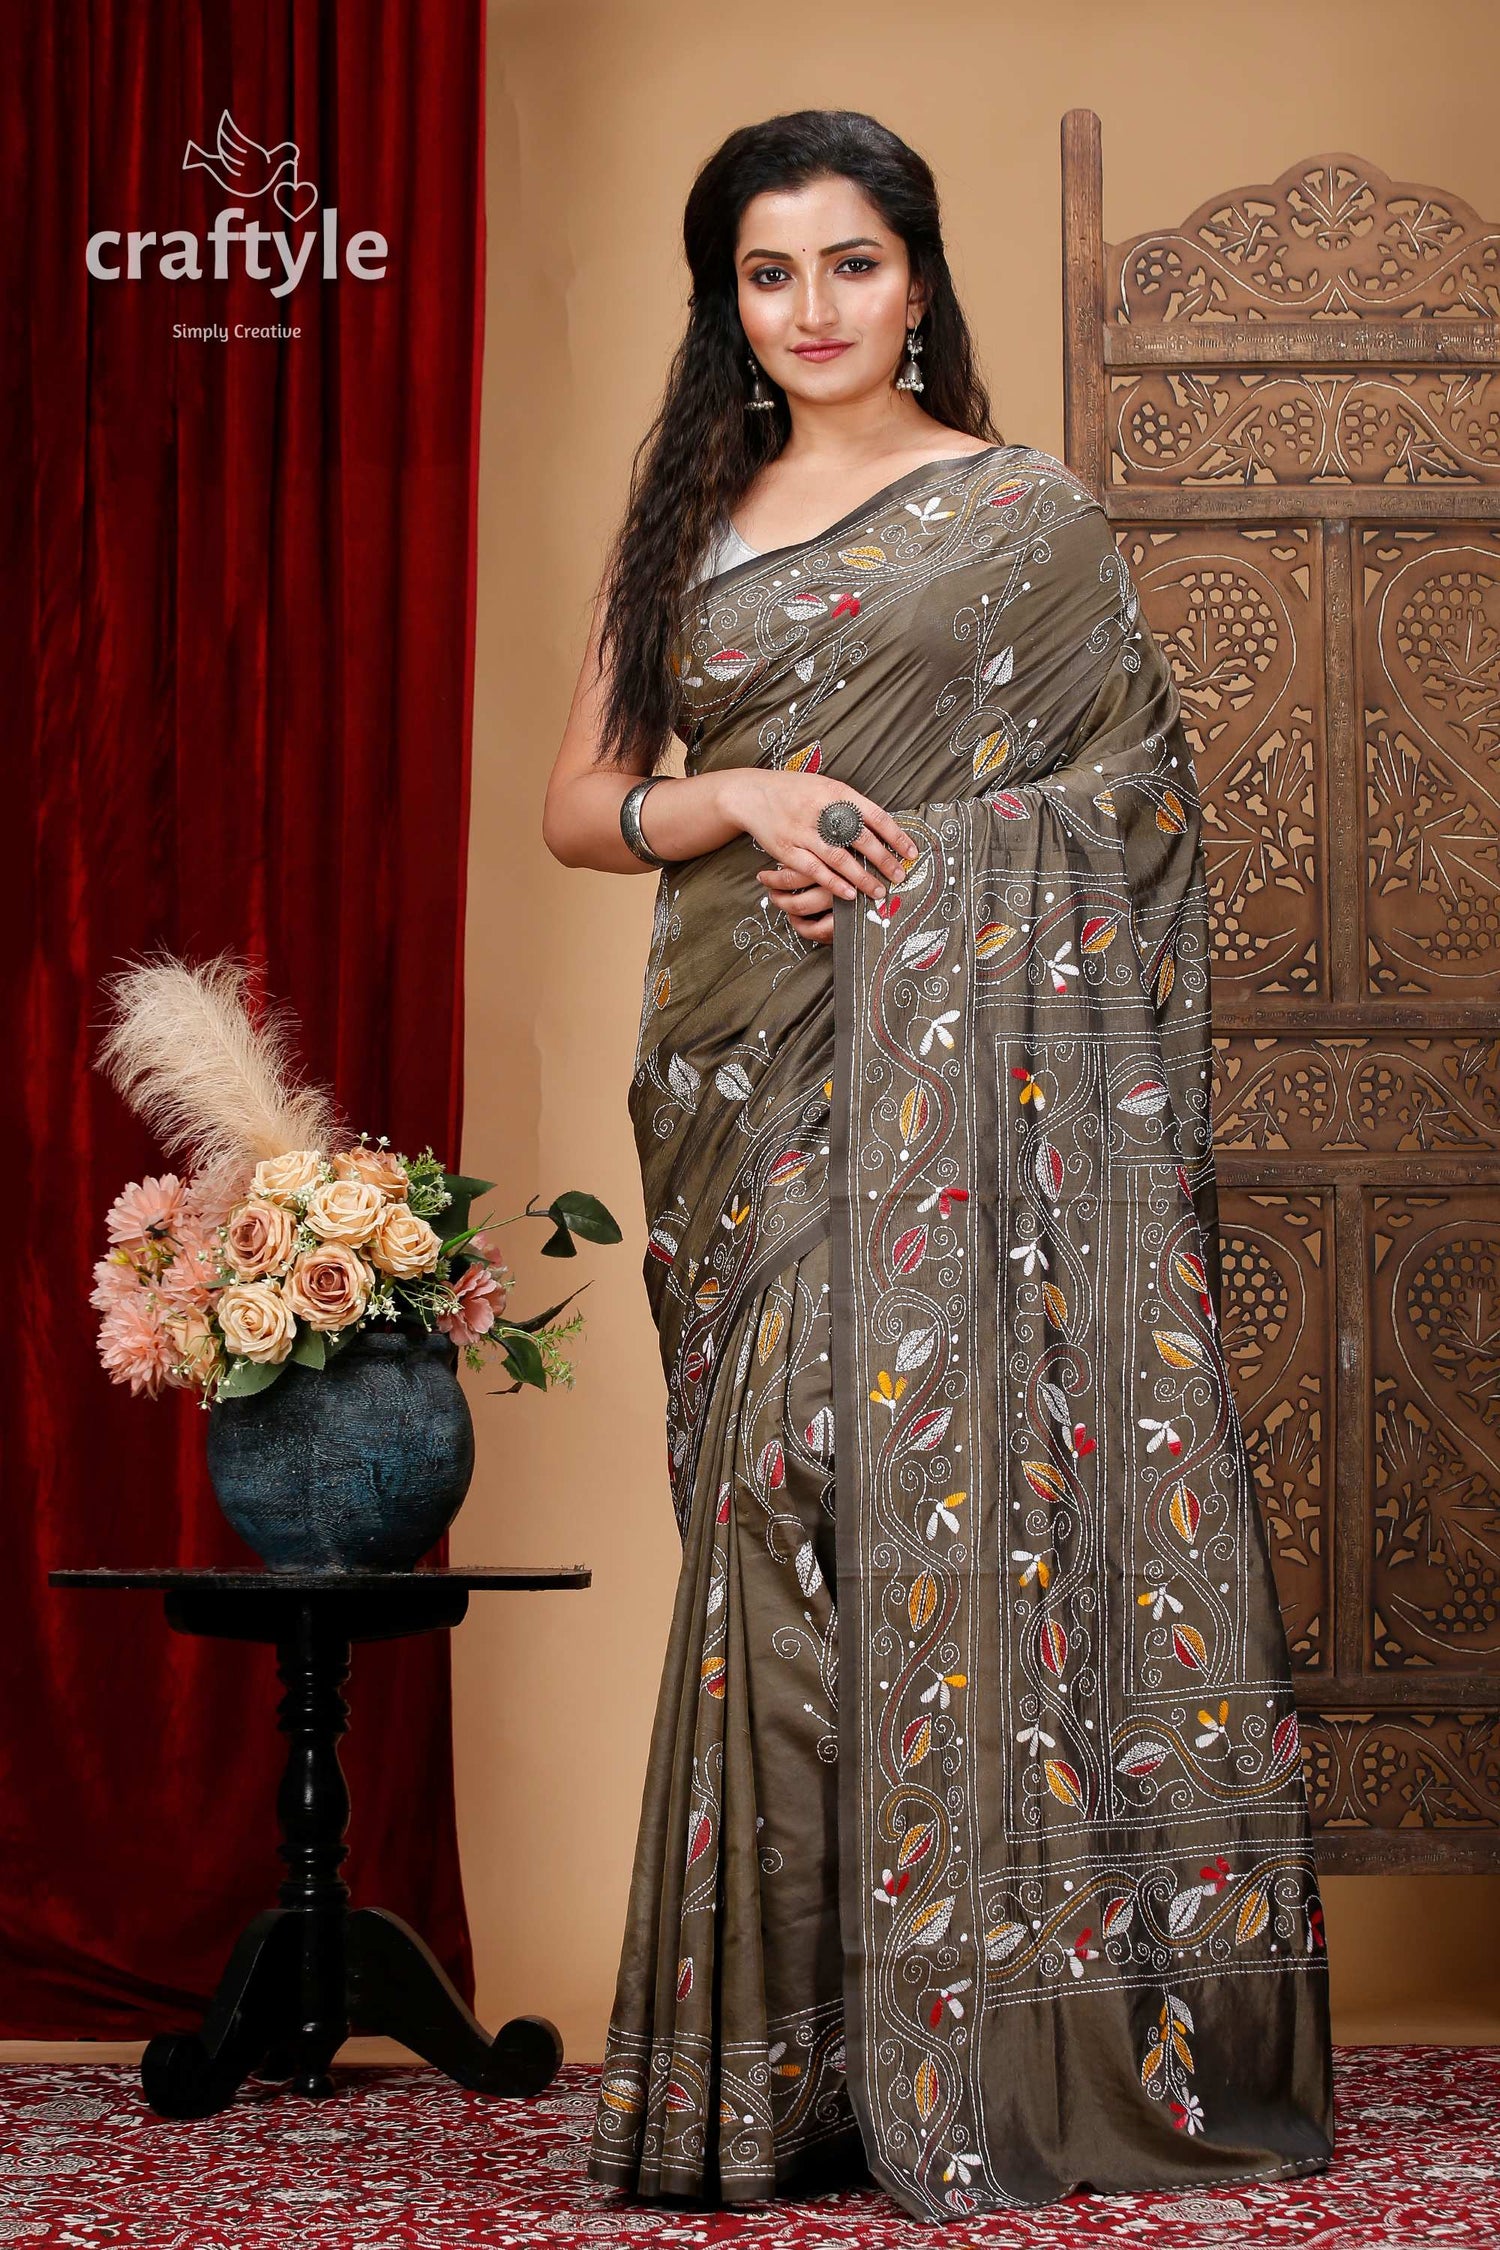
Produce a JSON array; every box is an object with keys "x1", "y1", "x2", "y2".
[{"x1": 791, "y1": 342, "x2": 852, "y2": 361}]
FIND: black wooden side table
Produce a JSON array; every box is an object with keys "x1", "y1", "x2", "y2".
[{"x1": 49, "y1": 1565, "x2": 590, "y2": 2119}]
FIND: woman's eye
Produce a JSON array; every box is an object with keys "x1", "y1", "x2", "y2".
[{"x1": 750, "y1": 258, "x2": 878, "y2": 286}]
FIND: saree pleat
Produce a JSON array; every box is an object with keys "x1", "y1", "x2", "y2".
[
  {"x1": 588, "y1": 444, "x2": 1333, "y2": 2224},
  {"x1": 590, "y1": 1240, "x2": 867, "y2": 2199}
]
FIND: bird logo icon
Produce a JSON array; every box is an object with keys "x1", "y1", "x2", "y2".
[{"x1": 183, "y1": 111, "x2": 319, "y2": 224}]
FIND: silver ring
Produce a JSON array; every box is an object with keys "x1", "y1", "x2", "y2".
[{"x1": 817, "y1": 798, "x2": 864, "y2": 847}]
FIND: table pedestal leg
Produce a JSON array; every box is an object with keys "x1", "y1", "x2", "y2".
[
  {"x1": 346, "y1": 1906, "x2": 562, "y2": 2095},
  {"x1": 140, "y1": 1595, "x2": 563, "y2": 2117}
]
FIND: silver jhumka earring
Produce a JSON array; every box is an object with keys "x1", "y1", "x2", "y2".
[
  {"x1": 895, "y1": 322, "x2": 925, "y2": 393},
  {"x1": 744, "y1": 351, "x2": 777, "y2": 412}
]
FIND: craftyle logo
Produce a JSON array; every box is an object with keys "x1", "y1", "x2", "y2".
[
  {"x1": 86, "y1": 108, "x2": 389, "y2": 299},
  {"x1": 183, "y1": 111, "x2": 319, "y2": 223}
]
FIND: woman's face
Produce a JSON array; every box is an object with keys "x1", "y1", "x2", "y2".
[{"x1": 733, "y1": 174, "x2": 925, "y2": 409}]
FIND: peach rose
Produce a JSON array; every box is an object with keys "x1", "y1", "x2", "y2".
[
  {"x1": 251, "y1": 1148, "x2": 327, "y2": 1204},
  {"x1": 216, "y1": 1280, "x2": 296, "y2": 1363},
  {"x1": 333, "y1": 1143, "x2": 409, "y2": 1199},
  {"x1": 224, "y1": 1196, "x2": 299, "y2": 1281},
  {"x1": 164, "y1": 1304, "x2": 224, "y2": 1387},
  {"x1": 283, "y1": 1243, "x2": 372, "y2": 1331},
  {"x1": 368, "y1": 1202, "x2": 443, "y2": 1279},
  {"x1": 303, "y1": 1178, "x2": 385, "y2": 1247}
]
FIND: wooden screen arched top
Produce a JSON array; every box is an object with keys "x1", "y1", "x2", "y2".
[{"x1": 1109, "y1": 152, "x2": 1500, "y2": 326}]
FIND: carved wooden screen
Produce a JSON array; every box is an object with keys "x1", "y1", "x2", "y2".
[{"x1": 1061, "y1": 111, "x2": 1500, "y2": 1870}]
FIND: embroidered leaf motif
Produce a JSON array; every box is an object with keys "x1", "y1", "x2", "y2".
[
  {"x1": 1118, "y1": 1739, "x2": 1171, "y2": 1777},
  {"x1": 1024, "y1": 1461, "x2": 1067, "y2": 1502},
  {"x1": 1168, "y1": 1484, "x2": 1202, "y2": 1542},
  {"x1": 838, "y1": 543, "x2": 887, "y2": 570},
  {"x1": 653, "y1": 968, "x2": 671, "y2": 1007},
  {"x1": 1039, "y1": 1380, "x2": 1072, "y2": 1426},
  {"x1": 1038, "y1": 1618, "x2": 1069, "y2": 1675},
  {"x1": 715, "y1": 1062, "x2": 753, "y2": 1101},
  {"x1": 1044, "y1": 1758, "x2": 1085, "y2": 1810},
  {"x1": 1156, "y1": 788, "x2": 1187, "y2": 834},
  {"x1": 1120, "y1": 1080, "x2": 1169, "y2": 1117},
  {"x1": 1167, "y1": 1884, "x2": 1205, "y2": 1936},
  {"x1": 1271, "y1": 1710, "x2": 1301, "y2": 1769},
  {"x1": 1172, "y1": 1624, "x2": 1208, "y2": 1670},
  {"x1": 990, "y1": 790, "x2": 1030, "y2": 819},
  {"x1": 890, "y1": 1314, "x2": 940, "y2": 1368},
  {"x1": 794, "y1": 1541, "x2": 823, "y2": 1598},
  {"x1": 785, "y1": 738, "x2": 822, "y2": 771},
  {"x1": 897, "y1": 1821, "x2": 937, "y2": 1871},
  {"x1": 758, "y1": 1439, "x2": 785, "y2": 1491},
  {"x1": 895, "y1": 1324, "x2": 938, "y2": 1373},
  {"x1": 976, "y1": 919, "x2": 1017, "y2": 957},
  {"x1": 899, "y1": 927, "x2": 946, "y2": 971},
  {"x1": 1080, "y1": 914, "x2": 1119, "y2": 954},
  {"x1": 757, "y1": 1304, "x2": 784, "y2": 1361},
  {"x1": 901, "y1": 1714, "x2": 933, "y2": 1768},
  {"x1": 804, "y1": 1405, "x2": 834, "y2": 1455},
  {"x1": 1174, "y1": 1249, "x2": 1209, "y2": 1296},
  {"x1": 686, "y1": 1812, "x2": 713, "y2": 1868},
  {"x1": 908, "y1": 1570, "x2": 940, "y2": 1632},
  {"x1": 984, "y1": 1920, "x2": 1027, "y2": 1961},
  {"x1": 1154, "y1": 1329, "x2": 1203, "y2": 1370},
  {"x1": 667, "y1": 1054, "x2": 701, "y2": 1105},
  {"x1": 647, "y1": 1225, "x2": 678, "y2": 1265},
  {"x1": 1034, "y1": 1142, "x2": 1065, "y2": 1199},
  {"x1": 891, "y1": 1225, "x2": 928, "y2": 1276},
  {"x1": 769, "y1": 1148, "x2": 808, "y2": 1186},
  {"x1": 981, "y1": 645, "x2": 1015, "y2": 688},
  {"x1": 899, "y1": 1085, "x2": 931, "y2": 1143},
  {"x1": 901, "y1": 1406, "x2": 953, "y2": 1454},
  {"x1": 1141, "y1": 2041, "x2": 1165, "y2": 2087},
  {"x1": 1235, "y1": 1887, "x2": 1270, "y2": 1945},
  {"x1": 1042, "y1": 1281, "x2": 1069, "y2": 1329},
  {"x1": 973, "y1": 729, "x2": 1011, "y2": 780},
  {"x1": 914, "y1": 2054, "x2": 940, "y2": 2122},
  {"x1": 902, "y1": 1895, "x2": 956, "y2": 1949},
  {"x1": 700, "y1": 1655, "x2": 725, "y2": 1699},
  {"x1": 1157, "y1": 953, "x2": 1176, "y2": 1006},
  {"x1": 600, "y1": 2071, "x2": 644, "y2": 2115},
  {"x1": 1102, "y1": 1894, "x2": 1135, "y2": 1939}
]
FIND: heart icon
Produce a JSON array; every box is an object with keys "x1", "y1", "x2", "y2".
[{"x1": 274, "y1": 177, "x2": 318, "y2": 224}]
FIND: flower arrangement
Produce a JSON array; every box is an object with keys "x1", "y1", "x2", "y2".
[{"x1": 90, "y1": 953, "x2": 620, "y2": 1408}]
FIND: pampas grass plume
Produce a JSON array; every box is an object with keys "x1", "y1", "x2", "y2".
[{"x1": 93, "y1": 949, "x2": 348, "y2": 1173}]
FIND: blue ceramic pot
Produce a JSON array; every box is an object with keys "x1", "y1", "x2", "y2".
[{"x1": 204, "y1": 1317, "x2": 476, "y2": 1572}]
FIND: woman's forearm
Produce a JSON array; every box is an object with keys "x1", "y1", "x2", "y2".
[{"x1": 542, "y1": 768, "x2": 747, "y2": 874}]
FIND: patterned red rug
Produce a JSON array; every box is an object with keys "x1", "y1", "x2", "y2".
[{"x1": 0, "y1": 2048, "x2": 1492, "y2": 2247}]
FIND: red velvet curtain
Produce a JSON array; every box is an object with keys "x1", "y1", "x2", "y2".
[{"x1": 0, "y1": 1, "x2": 485, "y2": 2033}]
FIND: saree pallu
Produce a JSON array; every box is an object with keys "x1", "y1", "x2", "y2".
[{"x1": 587, "y1": 444, "x2": 1334, "y2": 2224}]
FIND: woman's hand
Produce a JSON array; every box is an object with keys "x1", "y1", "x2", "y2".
[{"x1": 717, "y1": 770, "x2": 919, "y2": 948}]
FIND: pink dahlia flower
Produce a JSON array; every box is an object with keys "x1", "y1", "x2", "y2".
[
  {"x1": 96, "y1": 1294, "x2": 180, "y2": 1398},
  {"x1": 105, "y1": 1173, "x2": 186, "y2": 1255},
  {"x1": 89, "y1": 1254, "x2": 142, "y2": 1312},
  {"x1": 154, "y1": 1214, "x2": 228, "y2": 1311},
  {"x1": 437, "y1": 1261, "x2": 505, "y2": 1348}
]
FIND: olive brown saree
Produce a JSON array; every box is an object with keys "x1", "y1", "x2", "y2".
[{"x1": 587, "y1": 445, "x2": 1334, "y2": 2224}]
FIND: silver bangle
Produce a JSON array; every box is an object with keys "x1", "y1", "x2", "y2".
[{"x1": 620, "y1": 777, "x2": 672, "y2": 868}]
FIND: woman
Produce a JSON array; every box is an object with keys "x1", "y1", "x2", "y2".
[{"x1": 543, "y1": 109, "x2": 1333, "y2": 2225}]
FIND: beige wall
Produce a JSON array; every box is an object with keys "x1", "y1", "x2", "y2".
[{"x1": 457, "y1": 0, "x2": 1500, "y2": 2061}]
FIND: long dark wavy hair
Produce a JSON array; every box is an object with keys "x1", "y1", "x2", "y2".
[{"x1": 593, "y1": 108, "x2": 1002, "y2": 771}]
